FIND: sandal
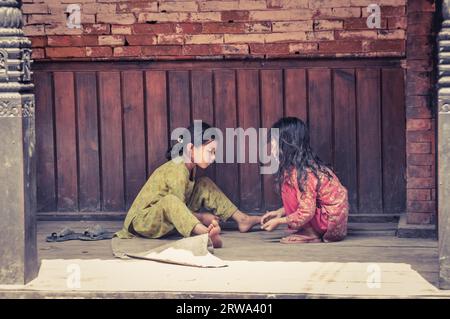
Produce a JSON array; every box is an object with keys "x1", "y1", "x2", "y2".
[
  {"x1": 78, "y1": 225, "x2": 115, "y2": 241},
  {"x1": 46, "y1": 227, "x2": 82, "y2": 242}
]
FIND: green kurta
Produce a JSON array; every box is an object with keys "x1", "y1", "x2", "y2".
[{"x1": 115, "y1": 158, "x2": 238, "y2": 239}]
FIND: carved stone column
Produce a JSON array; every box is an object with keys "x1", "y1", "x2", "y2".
[
  {"x1": 438, "y1": 0, "x2": 450, "y2": 290},
  {"x1": 0, "y1": 0, "x2": 37, "y2": 284}
]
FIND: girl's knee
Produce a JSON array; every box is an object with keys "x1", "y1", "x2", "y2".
[{"x1": 159, "y1": 194, "x2": 183, "y2": 205}]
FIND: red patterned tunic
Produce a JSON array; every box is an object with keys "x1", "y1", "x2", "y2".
[{"x1": 281, "y1": 168, "x2": 349, "y2": 242}]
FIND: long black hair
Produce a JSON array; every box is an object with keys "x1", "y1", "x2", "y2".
[
  {"x1": 270, "y1": 117, "x2": 333, "y2": 193},
  {"x1": 166, "y1": 121, "x2": 215, "y2": 160}
]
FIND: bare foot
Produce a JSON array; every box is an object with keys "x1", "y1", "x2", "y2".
[
  {"x1": 208, "y1": 222, "x2": 223, "y2": 248},
  {"x1": 280, "y1": 233, "x2": 321, "y2": 244},
  {"x1": 195, "y1": 212, "x2": 219, "y2": 227},
  {"x1": 294, "y1": 226, "x2": 321, "y2": 238},
  {"x1": 236, "y1": 214, "x2": 262, "y2": 233}
]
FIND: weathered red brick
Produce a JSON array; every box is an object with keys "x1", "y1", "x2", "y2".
[
  {"x1": 407, "y1": 130, "x2": 434, "y2": 143},
  {"x1": 30, "y1": 36, "x2": 47, "y2": 47},
  {"x1": 112, "y1": 25, "x2": 133, "y2": 35},
  {"x1": 407, "y1": 189, "x2": 431, "y2": 201},
  {"x1": 97, "y1": 13, "x2": 136, "y2": 25},
  {"x1": 31, "y1": 48, "x2": 45, "y2": 59},
  {"x1": 86, "y1": 46, "x2": 113, "y2": 58},
  {"x1": 407, "y1": 165, "x2": 432, "y2": 178},
  {"x1": 23, "y1": 25, "x2": 46, "y2": 36},
  {"x1": 245, "y1": 22, "x2": 271, "y2": 33},
  {"x1": 160, "y1": 1, "x2": 198, "y2": 12},
  {"x1": 99, "y1": 35, "x2": 125, "y2": 46},
  {"x1": 406, "y1": 95, "x2": 430, "y2": 109},
  {"x1": 273, "y1": 21, "x2": 312, "y2": 32},
  {"x1": 47, "y1": 35, "x2": 98, "y2": 46},
  {"x1": 407, "y1": 12, "x2": 433, "y2": 35},
  {"x1": 117, "y1": 1, "x2": 158, "y2": 13},
  {"x1": 157, "y1": 34, "x2": 184, "y2": 45},
  {"x1": 221, "y1": 11, "x2": 250, "y2": 22},
  {"x1": 406, "y1": 59, "x2": 433, "y2": 72},
  {"x1": 142, "y1": 45, "x2": 183, "y2": 55},
  {"x1": 289, "y1": 42, "x2": 318, "y2": 53},
  {"x1": 22, "y1": 3, "x2": 49, "y2": 14},
  {"x1": 132, "y1": 23, "x2": 175, "y2": 34},
  {"x1": 388, "y1": 17, "x2": 407, "y2": 30},
  {"x1": 114, "y1": 46, "x2": 143, "y2": 57},
  {"x1": 175, "y1": 23, "x2": 203, "y2": 34},
  {"x1": 186, "y1": 34, "x2": 223, "y2": 44},
  {"x1": 314, "y1": 20, "x2": 344, "y2": 31},
  {"x1": 363, "y1": 39, "x2": 405, "y2": 52},
  {"x1": 407, "y1": 177, "x2": 435, "y2": 189},
  {"x1": 335, "y1": 30, "x2": 377, "y2": 40},
  {"x1": 126, "y1": 35, "x2": 157, "y2": 46},
  {"x1": 46, "y1": 47, "x2": 86, "y2": 58},
  {"x1": 407, "y1": 154, "x2": 435, "y2": 166},
  {"x1": 319, "y1": 40, "x2": 362, "y2": 52},
  {"x1": 406, "y1": 212, "x2": 433, "y2": 225},
  {"x1": 407, "y1": 200, "x2": 436, "y2": 213},
  {"x1": 202, "y1": 22, "x2": 246, "y2": 34},
  {"x1": 406, "y1": 71, "x2": 432, "y2": 95},
  {"x1": 83, "y1": 24, "x2": 111, "y2": 35},
  {"x1": 249, "y1": 43, "x2": 290, "y2": 54},
  {"x1": 182, "y1": 44, "x2": 223, "y2": 55},
  {"x1": 407, "y1": 142, "x2": 431, "y2": 154},
  {"x1": 47, "y1": 35, "x2": 72, "y2": 47},
  {"x1": 408, "y1": 0, "x2": 435, "y2": 13},
  {"x1": 407, "y1": 119, "x2": 432, "y2": 131}
]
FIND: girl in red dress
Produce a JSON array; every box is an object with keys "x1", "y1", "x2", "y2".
[{"x1": 261, "y1": 117, "x2": 349, "y2": 243}]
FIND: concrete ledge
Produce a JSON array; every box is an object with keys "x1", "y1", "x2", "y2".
[{"x1": 397, "y1": 215, "x2": 437, "y2": 239}]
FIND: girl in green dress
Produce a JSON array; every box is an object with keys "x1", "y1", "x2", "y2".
[{"x1": 115, "y1": 122, "x2": 261, "y2": 248}]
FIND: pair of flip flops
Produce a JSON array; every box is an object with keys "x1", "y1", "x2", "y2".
[{"x1": 46, "y1": 225, "x2": 115, "y2": 242}]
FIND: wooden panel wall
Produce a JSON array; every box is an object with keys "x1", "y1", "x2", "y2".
[{"x1": 34, "y1": 59, "x2": 405, "y2": 215}]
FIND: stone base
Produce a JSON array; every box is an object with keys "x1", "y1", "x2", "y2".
[{"x1": 397, "y1": 215, "x2": 437, "y2": 239}]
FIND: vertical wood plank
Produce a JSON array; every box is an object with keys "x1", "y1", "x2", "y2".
[
  {"x1": 284, "y1": 69, "x2": 308, "y2": 122},
  {"x1": 214, "y1": 69, "x2": 240, "y2": 205},
  {"x1": 145, "y1": 71, "x2": 169, "y2": 177},
  {"x1": 168, "y1": 71, "x2": 191, "y2": 134},
  {"x1": 122, "y1": 71, "x2": 147, "y2": 209},
  {"x1": 191, "y1": 70, "x2": 215, "y2": 180},
  {"x1": 382, "y1": 68, "x2": 406, "y2": 213},
  {"x1": 237, "y1": 69, "x2": 262, "y2": 213},
  {"x1": 356, "y1": 68, "x2": 383, "y2": 214},
  {"x1": 333, "y1": 69, "x2": 357, "y2": 213},
  {"x1": 75, "y1": 72, "x2": 100, "y2": 211},
  {"x1": 34, "y1": 71, "x2": 56, "y2": 212},
  {"x1": 98, "y1": 72, "x2": 125, "y2": 211},
  {"x1": 54, "y1": 72, "x2": 78, "y2": 211},
  {"x1": 261, "y1": 69, "x2": 283, "y2": 210},
  {"x1": 308, "y1": 69, "x2": 333, "y2": 166}
]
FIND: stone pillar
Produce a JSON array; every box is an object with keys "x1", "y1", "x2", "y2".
[
  {"x1": 0, "y1": 0, "x2": 38, "y2": 284},
  {"x1": 438, "y1": 0, "x2": 450, "y2": 290}
]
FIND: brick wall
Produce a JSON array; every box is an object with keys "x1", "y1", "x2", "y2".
[
  {"x1": 23, "y1": 0, "x2": 438, "y2": 225},
  {"x1": 23, "y1": 0, "x2": 407, "y2": 60},
  {"x1": 405, "y1": 0, "x2": 437, "y2": 225}
]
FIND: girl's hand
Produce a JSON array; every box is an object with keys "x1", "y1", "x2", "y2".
[
  {"x1": 261, "y1": 210, "x2": 283, "y2": 225},
  {"x1": 261, "y1": 217, "x2": 283, "y2": 232}
]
